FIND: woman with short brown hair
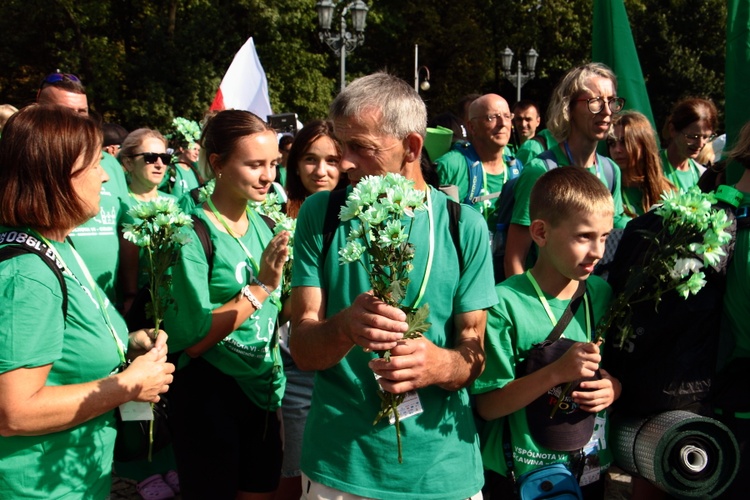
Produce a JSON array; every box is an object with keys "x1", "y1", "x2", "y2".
[{"x1": 0, "y1": 105, "x2": 174, "y2": 499}]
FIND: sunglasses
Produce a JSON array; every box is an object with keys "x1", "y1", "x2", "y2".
[
  {"x1": 131, "y1": 152, "x2": 172, "y2": 164},
  {"x1": 40, "y1": 72, "x2": 81, "y2": 86}
]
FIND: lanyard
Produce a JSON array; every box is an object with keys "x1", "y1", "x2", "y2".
[
  {"x1": 206, "y1": 196, "x2": 261, "y2": 274},
  {"x1": 525, "y1": 270, "x2": 591, "y2": 340},
  {"x1": 36, "y1": 231, "x2": 127, "y2": 366},
  {"x1": 564, "y1": 141, "x2": 602, "y2": 181},
  {"x1": 409, "y1": 188, "x2": 435, "y2": 309}
]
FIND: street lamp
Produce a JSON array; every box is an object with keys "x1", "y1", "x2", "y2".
[
  {"x1": 500, "y1": 47, "x2": 539, "y2": 102},
  {"x1": 316, "y1": 0, "x2": 369, "y2": 92},
  {"x1": 416, "y1": 66, "x2": 430, "y2": 92}
]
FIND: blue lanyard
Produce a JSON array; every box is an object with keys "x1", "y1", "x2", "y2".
[{"x1": 564, "y1": 141, "x2": 602, "y2": 181}]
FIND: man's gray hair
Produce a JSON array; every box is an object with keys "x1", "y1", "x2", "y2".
[{"x1": 330, "y1": 72, "x2": 427, "y2": 139}]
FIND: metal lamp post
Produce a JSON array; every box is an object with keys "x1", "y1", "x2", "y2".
[
  {"x1": 500, "y1": 47, "x2": 539, "y2": 102},
  {"x1": 316, "y1": 0, "x2": 369, "y2": 92}
]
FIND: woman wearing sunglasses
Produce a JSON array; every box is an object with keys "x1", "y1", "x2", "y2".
[
  {"x1": 660, "y1": 97, "x2": 719, "y2": 192},
  {"x1": 118, "y1": 129, "x2": 176, "y2": 315},
  {"x1": 116, "y1": 128, "x2": 181, "y2": 499},
  {"x1": 504, "y1": 62, "x2": 629, "y2": 278},
  {"x1": 164, "y1": 110, "x2": 289, "y2": 499}
]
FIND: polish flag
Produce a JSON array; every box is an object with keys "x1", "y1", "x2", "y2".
[{"x1": 209, "y1": 37, "x2": 273, "y2": 119}]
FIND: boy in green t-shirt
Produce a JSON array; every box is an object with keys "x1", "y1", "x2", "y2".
[{"x1": 472, "y1": 167, "x2": 621, "y2": 499}]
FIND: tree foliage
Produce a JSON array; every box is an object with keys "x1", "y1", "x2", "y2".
[{"x1": 0, "y1": 0, "x2": 727, "y2": 134}]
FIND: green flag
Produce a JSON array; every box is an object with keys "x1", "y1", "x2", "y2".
[
  {"x1": 726, "y1": 0, "x2": 750, "y2": 183},
  {"x1": 592, "y1": 0, "x2": 655, "y2": 131}
]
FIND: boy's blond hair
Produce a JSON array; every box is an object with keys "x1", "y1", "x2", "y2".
[{"x1": 530, "y1": 167, "x2": 614, "y2": 227}]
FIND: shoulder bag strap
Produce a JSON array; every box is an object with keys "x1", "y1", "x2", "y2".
[{"x1": 543, "y1": 280, "x2": 587, "y2": 344}]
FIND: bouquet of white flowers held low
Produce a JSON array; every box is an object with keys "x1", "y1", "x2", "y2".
[
  {"x1": 338, "y1": 173, "x2": 432, "y2": 463},
  {"x1": 251, "y1": 192, "x2": 296, "y2": 301},
  {"x1": 121, "y1": 197, "x2": 193, "y2": 459},
  {"x1": 551, "y1": 186, "x2": 734, "y2": 417}
]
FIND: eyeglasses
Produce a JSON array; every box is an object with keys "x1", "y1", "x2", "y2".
[
  {"x1": 40, "y1": 72, "x2": 81, "y2": 86},
  {"x1": 682, "y1": 132, "x2": 716, "y2": 144},
  {"x1": 574, "y1": 96, "x2": 626, "y2": 114},
  {"x1": 131, "y1": 152, "x2": 172, "y2": 164},
  {"x1": 470, "y1": 112, "x2": 514, "y2": 124}
]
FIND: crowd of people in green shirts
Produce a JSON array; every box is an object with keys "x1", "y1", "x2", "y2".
[{"x1": 1, "y1": 63, "x2": 749, "y2": 500}]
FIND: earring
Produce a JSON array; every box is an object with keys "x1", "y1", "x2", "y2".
[{"x1": 218, "y1": 171, "x2": 222, "y2": 179}]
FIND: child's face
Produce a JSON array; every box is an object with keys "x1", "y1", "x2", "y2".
[{"x1": 539, "y1": 211, "x2": 613, "y2": 280}]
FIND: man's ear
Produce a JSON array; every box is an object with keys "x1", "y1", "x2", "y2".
[
  {"x1": 403, "y1": 133, "x2": 424, "y2": 163},
  {"x1": 529, "y1": 219, "x2": 549, "y2": 247}
]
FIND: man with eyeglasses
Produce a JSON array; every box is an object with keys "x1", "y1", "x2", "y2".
[
  {"x1": 37, "y1": 72, "x2": 128, "y2": 303},
  {"x1": 505, "y1": 63, "x2": 629, "y2": 279},
  {"x1": 435, "y1": 93, "x2": 523, "y2": 283}
]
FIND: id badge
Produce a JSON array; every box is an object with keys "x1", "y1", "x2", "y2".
[
  {"x1": 388, "y1": 390, "x2": 424, "y2": 425},
  {"x1": 118, "y1": 401, "x2": 153, "y2": 421}
]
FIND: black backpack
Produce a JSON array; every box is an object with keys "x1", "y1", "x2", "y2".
[
  {"x1": 0, "y1": 231, "x2": 69, "y2": 318},
  {"x1": 602, "y1": 194, "x2": 749, "y2": 417}
]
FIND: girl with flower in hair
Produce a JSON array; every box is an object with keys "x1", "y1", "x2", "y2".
[{"x1": 164, "y1": 117, "x2": 203, "y2": 198}]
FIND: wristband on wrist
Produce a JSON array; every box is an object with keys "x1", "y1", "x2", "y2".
[
  {"x1": 241, "y1": 285, "x2": 263, "y2": 310},
  {"x1": 252, "y1": 277, "x2": 274, "y2": 296}
]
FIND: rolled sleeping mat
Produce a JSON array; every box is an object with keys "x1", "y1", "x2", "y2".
[{"x1": 611, "y1": 410, "x2": 739, "y2": 498}]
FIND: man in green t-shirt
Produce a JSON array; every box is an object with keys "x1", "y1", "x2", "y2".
[
  {"x1": 290, "y1": 73, "x2": 498, "y2": 500},
  {"x1": 38, "y1": 73, "x2": 127, "y2": 303}
]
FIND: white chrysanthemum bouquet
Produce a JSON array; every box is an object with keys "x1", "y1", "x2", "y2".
[
  {"x1": 551, "y1": 186, "x2": 734, "y2": 417},
  {"x1": 338, "y1": 173, "x2": 432, "y2": 463}
]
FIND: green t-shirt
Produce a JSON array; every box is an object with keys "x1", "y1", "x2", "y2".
[
  {"x1": 660, "y1": 150, "x2": 703, "y2": 192},
  {"x1": 0, "y1": 232, "x2": 129, "y2": 499},
  {"x1": 435, "y1": 146, "x2": 519, "y2": 228},
  {"x1": 161, "y1": 163, "x2": 201, "y2": 200},
  {"x1": 291, "y1": 187, "x2": 498, "y2": 499},
  {"x1": 163, "y1": 208, "x2": 285, "y2": 410},
  {"x1": 722, "y1": 191, "x2": 750, "y2": 361},
  {"x1": 516, "y1": 129, "x2": 556, "y2": 165},
  {"x1": 622, "y1": 186, "x2": 645, "y2": 216},
  {"x1": 471, "y1": 273, "x2": 614, "y2": 478},
  {"x1": 68, "y1": 152, "x2": 126, "y2": 303},
  {"x1": 120, "y1": 192, "x2": 178, "y2": 289},
  {"x1": 511, "y1": 143, "x2": 629, "y2": 229}
]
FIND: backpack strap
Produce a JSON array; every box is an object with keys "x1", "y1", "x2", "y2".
[
  {"x1": 531, "y1": 134, "x2": 548, "y2": 150},
  {"x1": 447, "y1": 198, "x2": 463, "y2": 273},
  {"x1": 190, "y1": 215, "x2": 215, "y2": 279},
  {"x1": 190, "y1": 186, "x2": 202, "y2": 205},
  {"x1": 539, "y1": 149, "x2": 616, "y2": 194},
  {"x1": 0, "y1": 239, "x2": 68, "y2": 318},
  {"x1": 451, "y1": 142, "x2": 483, "y2": 205}
]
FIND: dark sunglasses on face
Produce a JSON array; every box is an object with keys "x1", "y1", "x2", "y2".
[{"x1": 131, "y1": 152, "x2": 172, "y2": 164}]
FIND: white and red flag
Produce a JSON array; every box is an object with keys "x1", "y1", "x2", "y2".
[{"x1": 209, "y1": 37, "x2": 273, "y2": 119}]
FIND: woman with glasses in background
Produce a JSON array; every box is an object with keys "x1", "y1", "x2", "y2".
[
  {"x1": 504, "y1": 62, "x2": 628, "y2": 278},
  {"x1": 660, "y1": 97, "x2": 718, "y2": 192},
  {"x1": 607, "y1": 111, "x2": 675, "y2": 217},
  {"x1": 118, "y1": 129, "x2": 176, "y2": 315}
]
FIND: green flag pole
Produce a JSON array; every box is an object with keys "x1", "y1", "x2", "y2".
[{"x1": 592, "y1": 0, "x2": 656, "y2": 132}]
